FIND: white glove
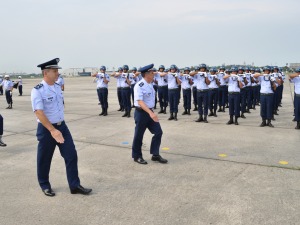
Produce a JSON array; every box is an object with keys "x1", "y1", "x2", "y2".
[
  {"x1": 174, "y1": 74, "x2": 178, "y2": 78},
  {"x1": 100, "y1": 73, "x2": 104, "y2": 78},
  {"x1": 187, "y1": 75, "x2": 191, "y2": 79},
  {"x1": 231, "y1": 74, "x2": 238, "y2": 78},
  {"x1": 298, "y1": 75, "x2": 300, "y2": 77},
  {"x1": 204, "y1": 73, "x2": 208, "y2": 78},
  {"x1": 270, "y1": 77, "x2": 275, "y2": 82},
  {"x1": 10, "y1": 91, "x2": 12, "y2": 95},
  {"x1": 211, "y1": 75, "x2": 217, "y2": 78}
]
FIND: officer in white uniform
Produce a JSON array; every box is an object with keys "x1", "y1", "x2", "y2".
[
  {"x1": 0, "y1": 75, "x2": 3, "y2": 95},
  {"x1": 31, "y1": 58, "x2": 92, "y2": 197},
  {"x1": 91, "y1": 66, "x2": 110, "y2": 116},
  {"x1": 208, "y1": 67, "x2": 219, "y2": 117},
  {"x1": 289, "y1": 68, "x2": 300, "y2": 129},
  {"x1": 132, "y1": 64, "x2": 168, "y2": 165},
  {"x1": 217, "y1": 66, "x2": 227, "y2": 112},
  {"x1": 223, "y1": 67, "x2": 244, "y2": 125},
  {"x1": 0, "y1": 75, "x2": 14, "y2": 109},
  {"x1": 254, "y1": 66, "x2": 277, "y2": 127},
  {"x1": 56, "y1": 74, "x2": 64, "y2": 91},
  {"x1": 192, "y1": 66, "x2": 200, "y2": 111},
  {"x1": 154, "y1": 65, "x2": 168, "y2": 114},
  {"x1": 181, "y1": 67, "x2": 193, "y2": 115},
  {"x1": 190, "y1": 64, "x2": 210, "y2": 123},
  {"x1": 17, "y1": 76, "x2": 23, "y2": 96},
  {"x1": 113, "y1": 67, "x2": 124, "y2": 111}
]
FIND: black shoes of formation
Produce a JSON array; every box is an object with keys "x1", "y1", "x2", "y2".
[
  {"x1": 227, "y1": 116, "x2": 238, "y2": 125},
  {"x1": 168, "y1": 113, "x2": 174, "y2": 120},
  {"x1": 70, "y1": 185, "x2": 92, "y2": 195},
  {"x1": 295, "y1": 122, "x2": 300, "y2": 130},
  {"x1": 0, "y1": 140, "x2": 7, "y2": 147},
  {"x1": 241, "y1": 113, "x2": 246, "y2": 119},
  {"x1": 196, "y1": 115, "x2": 203, "y2": 122},
  {"x1": 42, "y1": 188, "x2": 55, "y2": 197},
  {"x1": 134, "y1": 157, "x2": 148, "y2": 164},
  {"x1": 260, "y1": 120, "x2": 267, "y2": 127}
]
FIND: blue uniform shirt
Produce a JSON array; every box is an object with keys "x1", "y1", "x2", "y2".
[
  {"x1": 195, "y1": 72, "x2": 209, "y2": 90},
  {"x1": 120, "y1": 73, "x2": 133, "y2": 88},
  {"x1": 134, "y1": 78, "x2": 155, "y2": 108},
  {"x1": 31, "y1": 80, "x2": 64, "y2": 124},
  {"x1": 245, "y1": 73, "x2": 252, "y2": 87},
  {"x1": 96, "y1": 73, "x2": 110, "y2": 88},
  {"x1": 56, "y1": 75, "x2": 64, "y2": 86}
]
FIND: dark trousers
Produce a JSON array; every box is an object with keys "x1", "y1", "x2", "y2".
[
  {"x1": 197, "y1": 91, "x2": 209, "y2": 116},
  {"x1": 246, "y1": 87, "x2": 253, "y2": 109},
  {"x1": 132, "y1": 110, "x2": 162, "y2": 158},
  {"x1": 0, "y1": 114, "x2": 3, "y2": 135},
  {"x1": 218, "y1": 86, "x2": 226, "y2": 107},
  {"x1": 153, "y1": 85, "x2": 158, "y2": 107},
  {"x1": 36, "y1": 122, "x2": 80, "y2": 190},
  {"x1": 209, "y1": 89, "x2": 218, "y2": 111},
  {"x1": 228, "y1": 93, "x2": 241, "y2": 117},
  {"x1": 260, "y1": 94, "x2": 274, "y2": 120},
  {"x1": 131, "y1": 84, "x2": 135, "y2": 104},
  {"x1": 273, "y1": 89, "x2": 278, "y2": 111},
  {"x1": 252, "y1": 86, "x2": 259, "y2": 107},
  {"x1": 240, "y1": 89, "x2": 246, "y2": 113},
  {"x1": 225, "y1": 86, "x2": 229, "y2": 105},
  {"x1": 5, "y1": 90, "x2": 12, "y2": 105},
  {"x1": 98, "y1": 88, "x2": 108, "y2": 109},
  {"x1": 117, "y1": 87, "x2": 123, "y2": 108},
  {"x1": 121, "y1": 88, "x2": 131, "y2": 112},
  {"x1": 192, "y1": 87, "x2": 197, "y2": 105},
  {"x1": 0, "y1": 86, "x2": 3, "y2": 95},
  {"x1": 295, "y1": 95, "x2": 300, "y2": 121},
  {"x1": 158, "y1": 86, "x2": 168, "y2": 108},
  {"x1": 168, "y1": 89, "x2": 179, "y2": 113},
  {"x1": 278, "y1": 85, "x2": 283, "y2": 104},
  {"x1": 182, "y1": 89, "x2": 192, "y2": 110},
  {"x1": 18, "y1": 85, "x2": 23, "y2": 96}
]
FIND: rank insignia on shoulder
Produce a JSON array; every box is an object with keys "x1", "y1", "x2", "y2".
[
  {"x1": 34, "y1": 83, "x2": 43, "y2": 89},
  {"x1": 54, "y1": 82, "x2": 60, "y2": 86},
  {"x1": 139, "y1": 82, "x2": 144, "y2": 87}
]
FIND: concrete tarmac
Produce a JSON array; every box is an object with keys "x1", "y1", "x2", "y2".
[{"x1": 0, "y1": 77, "x2": 299, "y2": 225}]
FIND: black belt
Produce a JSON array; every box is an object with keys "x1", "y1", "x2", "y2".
[
  {"x1": 209, "y1": 88, "x2": 218, "y2": 90},
  {"x1": 168, "y1": 88, "x2": 178, "y2": 91},
  {"x1": 135, "y1": 107, "x2": 153, "y2": 112},
  {"x1": 97, "y1": 87, "x2": 107, "y2": 89},
  {"x1": 158, "y1": 85, "x2": 167, "y2": 88},
  {"x1": 261, "y1": 93, "x2": 273, "y2": 96},
  {"x1": 52, "y1": 121, "x2": 65, "y2": 126},
  {"x1": 228, "y1": 92, "x2": 240, "y2": 95},
  {"x1": 295, "y1": 94, "x2": 300, "y2": 97},
  {"x1": 121, "y1": 87, "x2": 130, "y2": 89},
  {"x1": 197, "y1": 89, "x2": 209, "y2": 92},
  {"x1": 182, "y1": 88, "x2": 191, "y2": 90}
]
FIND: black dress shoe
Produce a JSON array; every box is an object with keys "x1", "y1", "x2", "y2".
[
  {"x1": 42, "y1": 188, "x2": 55, "y2": 197},
  {"x1": 70, "y1": 185, "x2": 92, "y2": 195},
  {"x1": 151, "y1": 155, "x2": 168, "y2": 164},
  {"x1": 134, "y1": 157, "x2": 148, "y2": 164}
]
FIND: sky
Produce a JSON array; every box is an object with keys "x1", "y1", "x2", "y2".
[{"x1": 0, "y1": 0, "x2": 299, "y2": 73}]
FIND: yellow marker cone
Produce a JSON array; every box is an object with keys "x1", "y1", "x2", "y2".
[
  {"x1": 162, "y1": 147, "x2": 170, "y2": 151},
  {"x1": 218, "y1": 154, "x2": 227, "y2": 158},
  {"x1": 279, "y1": 161, "x2": 289, "y2": 165}
]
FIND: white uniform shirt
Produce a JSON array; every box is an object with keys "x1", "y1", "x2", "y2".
[
  {"x1": 155, "y1": 73, "x2": 168, "y2": 86},
  {"x1": 18, "y1": 79, "x2": 23, "y2": 86},
  {"x1": 31, "y1": 80, "x2": 64, "y2": 124},
  {"x1": 258, "y1": 75, "x2": 274, "y2": 94},
  {"x1": 167, "y1": 73, "x2": 181, "y2": 89},
  {"x1": 208, "y1": 74, "x2": 218, "y2": 89},
  {"x1": 245, "y1": 73, "x2": 252, "y2": 87},
  {"x1": 134, "y1": 78, "x2": 155, "y2": 108},
  {"x1": 181, "y1": 74, "x2": 192, "y2": 89},
  {"x1": 291, "y1": 76, "x2": 300, "y2": 94},
  {"x1": 217, "y1": 72, "x2": 227, "y2": 86},
  {"x1": 1, "y1": 80, "x2": 14, "y2": 91},
  {"x1": 194, "y1": 72, "x2": 209, "y2": 90},
  {"x1": 120, "y1": 73, "x2": 133, "y2": 88},
  {"x1": 96, "y1": 73, "x2": 110, "y2": 88},
  {"x1": 227, "y1": 76, "x2": 242, "y2": 92},
  {"x1": 56, "y1": 76, "x2": 64, "y2": 86}
]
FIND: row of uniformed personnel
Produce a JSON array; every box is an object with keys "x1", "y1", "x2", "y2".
[{"x1": 90, "y1": 64, "x2": 295, "y2": 128}]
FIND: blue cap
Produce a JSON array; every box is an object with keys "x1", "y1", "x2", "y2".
[
  {"x1": 295, "y1": 67, "x2": 300, "y2": 73},
  {"x1": 100, "y1": 66, "x2": 106, "y2": 71},
  {"x1": 131, "y1": 67, "x2": 137, "y2": 71},
  {"x1": 123, "y1": 65, "x2": 129, "y2": 70},
  {"x1": 138, "y1": 64, "x2": 154, "y2": 73},
  {"x1": 37, "y1": 58, "x2": 61, "y2": 70}
]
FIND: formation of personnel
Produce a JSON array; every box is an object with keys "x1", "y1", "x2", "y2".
[{"x1": 90, "y1": 64, "x2": 300, "y2": 129}]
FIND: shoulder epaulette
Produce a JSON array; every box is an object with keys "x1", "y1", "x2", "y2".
[
  {"x1": 139, "y1": 82, "x2": 144, "y2": 87},
  {"x1": 34, "y1": 83, "x2": 43, "y2": 89},
  {"x1": 54, "y1": 82, "x2": 60, "y2": 86}
]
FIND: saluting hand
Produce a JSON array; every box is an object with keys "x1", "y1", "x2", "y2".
[
  {"x1": 50, "y1": 129, "x2": 65, "y2": 144},
  {"x1": 150, "y1": 112, "x2": 159, "y2": 122}
]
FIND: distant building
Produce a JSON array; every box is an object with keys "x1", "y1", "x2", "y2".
[{"x1": 290, "y1": 63, "x2": 300, "y2": 70}]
